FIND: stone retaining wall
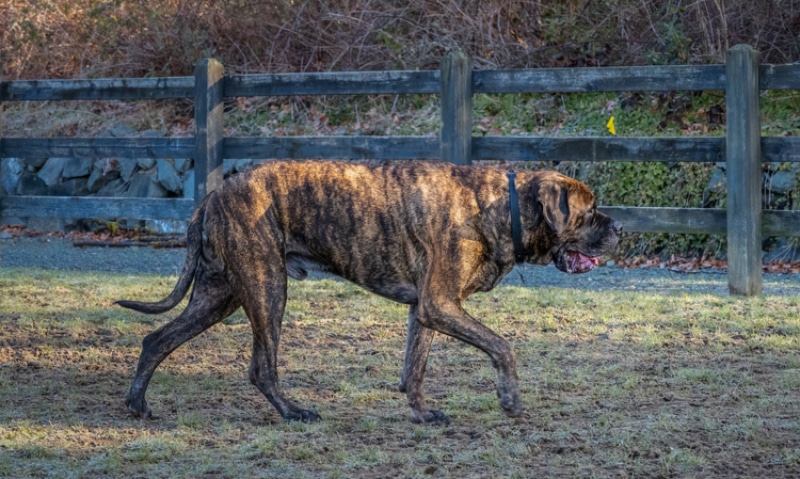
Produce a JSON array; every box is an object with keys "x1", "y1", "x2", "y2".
[{"x1": 0, "y1": 124, "x2": 258, "y2": 233}]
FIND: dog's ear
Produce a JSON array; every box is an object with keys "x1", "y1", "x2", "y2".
[{"x1": 539, "y1": 183, "x2": 570, "y2": 235}]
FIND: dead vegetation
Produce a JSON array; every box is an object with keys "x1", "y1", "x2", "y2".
[{"x1": 4, "y1": 0, "x2": 800, "y2": 80}]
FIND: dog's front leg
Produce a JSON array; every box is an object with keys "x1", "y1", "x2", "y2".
[
  {"x1": 399, "y1": 304, "x2": 450, "y2": 424},
  {"x1": 417, "y1": 296, "x2": 522, "y2": 420}
]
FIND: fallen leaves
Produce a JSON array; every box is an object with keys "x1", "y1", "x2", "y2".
[
  {"x1": 617, "y1": 254, "x2": 800, "y2": 274},
  {"x1": 1, "y1": 224, "x2": 184, "y2": 248}
]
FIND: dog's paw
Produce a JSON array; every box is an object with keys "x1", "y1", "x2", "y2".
[
  {"x1": 125, "y1": 396, "x2": 153, "y2": 419},
  {"x1": 284, "y1": 409, "x2": 322, "y2": 423},
  {"x1": 499, "y1": 396, "x2": 523, "y2": 418},
  {"x1": 411, "y1": 409, "x2": 451, "y2": 425}
]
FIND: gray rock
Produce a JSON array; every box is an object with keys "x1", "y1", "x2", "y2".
[
  {"x1": 87, "y1": 160, "x2": 121, "y2": 193},
  {"x1": 157, "y1": 159, "x2": 183, "y2": 194},
  {"x1": 705, "y1": 167, "x2": 726, "y2": 194},
  {"x1": 1, "y1": 158, "x2": 23, "y2": 195},
  {"x1": 20, "y1": 158, "x2": 48, "y2": 170},
  {"x1": 17, "y1": 173, "x2": 50, "y2": 195},
  {"x1": 104, "y1": 122, "x2": 137, "y2": 138},
  {"x1": 37, "y1": 157, "x2": 68, "y2": 186},
  {"x1": 125, "y1": 172, "x2": 154, "y2": 197},
  {"x1": 136, "y1": 157, "x2": 157, "y2": 170},
  {"x1": 87, "y1": 170, "x2": 106, "y2": 193},
  {"x1": 62, "y1": 158, "x2": 93, "y2": 179},
  {"x1": 766, "y1": 170, "x2": 797, "y2": 194},
  {"x1": 49, "y1": 178, "x2": 89, "y2": 196},
  {"x1": 183, "y1": 170, "x2": 195, "y2": 199},
  {"x1": 123, "y1": 171, "x2": 169, "y2": 198},
  {"x1": 95, "y1": 178, "x2": 127, "y2": 197},
  {"x1": 119, "y1": 159, "x2": 138, "y2": 182},
  {"x1": 174, "y1": 158, "x2": 192, "y2": 173},
  {"x1": 148, "y1": 179, "x2": 169, "y2": 198}
]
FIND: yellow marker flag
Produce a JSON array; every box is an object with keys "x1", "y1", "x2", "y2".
[{"x1": 606, "y1": 116, "x2": 616, "y2": 135}]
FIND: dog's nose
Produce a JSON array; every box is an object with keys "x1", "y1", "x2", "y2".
[{"x1": 612, "y1": 221, "x2": 622, "y2": 235}]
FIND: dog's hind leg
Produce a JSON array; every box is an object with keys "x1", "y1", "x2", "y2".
[
  {"x1": 399, "y1": 304, "x2": 450, "y2": 424},
  {"x1": 126, "y1": 269, "x2": 239, "y2": 418},
  {"x1": 242, "y1": 270, "x2": 321, "y2": 423}
]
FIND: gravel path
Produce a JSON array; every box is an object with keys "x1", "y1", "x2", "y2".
[{"x1": 5, "y1": 236, "x2": 800, "y2": 296}]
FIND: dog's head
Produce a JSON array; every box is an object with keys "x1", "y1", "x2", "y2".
[{"x1": 529, "y1": 172, "x2": 621, "y2": 273}]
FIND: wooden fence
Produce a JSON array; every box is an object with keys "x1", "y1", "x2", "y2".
[{"x1": 2, "y1": 44, "x2": 800, "y2": 296}]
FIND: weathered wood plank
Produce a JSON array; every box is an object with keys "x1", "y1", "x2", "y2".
[
  {"x1": 0, "y1": 196, "x2": 194, "y2": 220},
  {"x1": 0, "y1": 137, "x2": 193, "y2": 159},
  {"x1": 224, "y1": 70, "x2": 440, "y2": 97},
  {"x1": 194, "y1": 59, "x2": 225, "y2": 205},
  {"x1": 598, "y1": 207, "x2": 726, "y2": 234},
  {"x1": 1, "y1": 62, "x2": 5, "y2": 205},
  {"x1": 0, "y1": 138, "x2": 194, "y2": 158},
  {"x1": 763, "y1": 210, "x2": 800, "y2": 236},
  {"x1": 473, "y1": 137, "x2": 724, "y2": 162},
  {"x1": 223, "y1": 136, "x2": 439, "y2": 160},
  {"x1": 5, "y1": 136, "x2": 796, "y2": 165},
  {"x1": 3, "y1": 194, "x2": 799, "y2": 237},
  {"x1": 760, "y1": 64, "x2": 800, "y2": 90},
  {"x1": 726, "y1": 44, "x2": 762, "y2": 296},
  {"x1": 761, "y1": 137, "x2": 800, "y2": 163},
  {"x1": 473, "y1": 65, "x2": 726, "y2": 93},
  {"x1": 598, "y1": 207, "x2": 800, "y2": 236},
  {"x1": 440, "y1": 51, "x2": 473, "y2": 165},
  {"x1": 1, "y1": 77, "x2": 194, "y2": 101},
  {"x1": 3, "y1": 63, "x2": 799, "y2": 102},
  {"x1": 4, "y1": 63, "x2": 800, "y2": 102}
]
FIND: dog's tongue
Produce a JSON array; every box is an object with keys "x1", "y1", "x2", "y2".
[{"x1": 569, "y1": 251, "x2": 599, "y2": 272}]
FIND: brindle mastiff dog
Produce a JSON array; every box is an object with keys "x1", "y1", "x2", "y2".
[{"x1": 118, "y1": 160, "x2": 621, "y2": 424}]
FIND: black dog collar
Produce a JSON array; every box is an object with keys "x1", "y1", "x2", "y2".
[{"x1": 507, "y1": 171, "x2": 526, "y2": 263}]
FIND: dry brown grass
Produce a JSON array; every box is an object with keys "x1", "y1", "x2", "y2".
[{"x1": 2, "y1": 267, "x2": 800, "y2": 478}]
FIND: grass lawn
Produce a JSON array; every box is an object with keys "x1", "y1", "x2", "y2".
[{"x1": 1, "y1": 267, "x2": 799, "y2": 478}]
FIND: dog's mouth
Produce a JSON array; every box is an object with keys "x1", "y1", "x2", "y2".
[{"x1": 556, "y1": 249, "x2": 601, "y2": 274}]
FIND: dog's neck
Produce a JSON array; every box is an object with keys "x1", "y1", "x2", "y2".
[{"x1": 506, "y1": 171, "x2": 526, "y2": 263}]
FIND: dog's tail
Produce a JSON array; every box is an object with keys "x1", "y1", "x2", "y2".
[{"x1": 116, "y1": 199, "x2": 208, "y2": 314}]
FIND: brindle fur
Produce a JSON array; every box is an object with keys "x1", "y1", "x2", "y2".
[{"x1": 118, "y1": 160, "x2": 621, "y2": 424}]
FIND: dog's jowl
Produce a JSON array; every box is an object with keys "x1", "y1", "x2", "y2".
[{"x1": 118, "y1": 160, "x2": 621, "y2": 424}]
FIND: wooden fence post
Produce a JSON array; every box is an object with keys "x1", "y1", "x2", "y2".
[
  {"x1": 0, "y1": 61, "x2": 5, "y2": 221},
  {"x1": 440, "y1": 51, "x2": 472, "y2": 165},
  {"x1": 194, "y1": 58, "x2": 225, "y2": 206},
  {"x1": 726, "y1": 44, "x2": 762, "y2": 296}
]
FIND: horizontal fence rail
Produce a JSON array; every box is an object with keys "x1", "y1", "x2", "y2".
[
  {"x1": 2, "y1": 45, "x2": 800, "y2": 295},
  {"x1": 599, "y1": 207, "x2": 800, "y2": 237},
  {"x1": 5, "y1": 136, "x2": 800, "y2": 164},
  {"x1": 4, "y1": 64, "x2": 800, "y2": 101},
  {"x1": 1, "y1": 196, "x2": 194, "y2": 221}
]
